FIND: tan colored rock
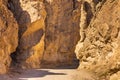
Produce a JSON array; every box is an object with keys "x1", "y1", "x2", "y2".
[
  {"x1": 16, "y1": 2, "x2": 46, "y2": 68},
  {"x1": 0, "y1": 0, "x2": 18, "y2": 74},
  {"x1": 42, "y1": 0, "x2": 80, "y2": 65},
  {"x1": 9, "y1": 0, "x2": 43, "y2": 37},
  {"x1": 8, "y1": 0, "x2": 80, "y2": 68},
  {"x1": 75, "y1": 0, "x2": 120, "y2": 79},
  {"x1": 7, "y1": 0, "x2": 46, "y2": 68},
  {"x1": 110, "y1": 71, "x2": 120, "y2": 80}
]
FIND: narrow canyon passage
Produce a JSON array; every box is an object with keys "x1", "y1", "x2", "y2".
[
  {"x1": 1, "y1": 0, "x2": 120, "y2": 80},
  {"x1": 1, "y1": 0, "x2": 84, "y2": 80},
  {"x1": 7, "y1": 0, "x2": 81, "y2": 69}
]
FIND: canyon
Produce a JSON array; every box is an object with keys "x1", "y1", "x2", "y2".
[{"x1": 0, "y1": 0, "x2": 120, "y2": 80}]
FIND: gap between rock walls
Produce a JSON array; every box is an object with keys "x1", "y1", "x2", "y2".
[{"x1": 7, "y1": 0, "x2": 80, "y2": 70}]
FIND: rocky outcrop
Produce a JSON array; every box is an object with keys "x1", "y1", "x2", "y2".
[
  {"x1": 1, "y1": 1, "x2": 120, "y2": 79},
  {"x1": 10, "y1": 0, "x2": 46, "y2": 68},
  {"x1": 7, "y1": 0, "x2": 80, "y2": 69},
  {"x1": 110, "y1": 71, "x2": 120, "y2": 80},
  {"x1": 75, "y1": 0, "x2": 120, "y2": 79},
  {"x1": 42, "y1": 0, "x2": 80, "y2": 65},
  {"x1": 0, "y1": 0, "x2": 18, "y2": 74}
]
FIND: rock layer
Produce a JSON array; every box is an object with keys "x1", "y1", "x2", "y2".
[
  {"x1": 42, "y1": 0, "x2": 80, "y2": 65},
  {"x1": 8, "y1": 0, "x2": 80, "y2": 68},
  {"x1": 14, "y1": 0, "x2": 46, "y2": 68},
  {"x1": 1, "y1": 0, "x2": 120, "y2": 79},
  {"x1": 9, "y1": 0, "x2": 80, "y2": 68},
  {"x1": 0, "y1": 0, "x2": 18, "y2": 74},
  {"x1": 75, "y1": 0, "x2": 120, "y2": 79}
]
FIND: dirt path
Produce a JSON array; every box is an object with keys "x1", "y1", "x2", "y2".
[{"x1": 0, "y1": 68, "x2": 97, "y2": 80}]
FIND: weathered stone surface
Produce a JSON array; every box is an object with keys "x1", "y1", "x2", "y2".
[
  {"x1": 0, "y1": 0, "x2": 18, "y2": 74},
  {"x1": 75, "y1": 0, "x2": 120, "y2": 79},
  {"x1": 6, "y1": 0, "x2": 47, "y2": 68},
  {"x1": 110, "y1": 71, "x2": 120, "y2": 80},
  {"x1": 17, "y1": 19, "x2": 45, "y2": 69},
  {"x1": 42, "y1": 0, "x2": 80, "y2": 65},
  {"x1": 15, "y1": 0, "x2": 46, "y2": 68},
  {"x1": 8, "y1": 0, "x2": 43, "y2": 37},
  {"x1": 8, "y1": 0, "x2": 80, "y2": 68},
  {"x1": 0, "y1": 0, "x2": 120, "y2": 79}
]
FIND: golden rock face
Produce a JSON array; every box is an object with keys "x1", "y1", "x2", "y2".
[
  {"x1": 1, "y1": 0, "x2": 120, "y2": 79},
  {"x1": 17, "y1": 18, "x2": 45, "y2": 69},
  {"x1": 16, "y1": 2, "x2": 46, "y2": 68},
  {"x1": 75, "y1": 0, "x2": 120, "y2": 79},
  {"x1": 42, "y1": 0, "x2": 80, "y2": 65},
  {"x1": 13, "y1": 0, "x2": 80, "y2": 68},
  {"x1": 0, "y1": 0, "x2": 18, "y2": 74}
]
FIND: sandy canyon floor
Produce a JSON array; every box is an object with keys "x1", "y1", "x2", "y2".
[{"x1": 0, "y1": 67, "x2": 97, "y2": 80}]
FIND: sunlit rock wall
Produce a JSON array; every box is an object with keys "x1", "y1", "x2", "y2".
[
  {"x1": 0, "y1": 0, "x2": 18, "y2": 74},
  {"x1": 75, "y1": 0, "x2": 120, "y2": 79}
]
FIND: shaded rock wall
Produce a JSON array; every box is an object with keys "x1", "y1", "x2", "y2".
[
  {"x1": 0, "y1": 0, "x2": 18, "y2": 74},
  {"x1": 75, "y1": 0, "x2": 120, "y2": 79},
  {"x1": 1, "y1": 0, "x2": 120, "y2": 79},
  {"x1": 42, "y1": 0, "x2": 80, "y2": 65},
  {"x1": 9, "y1": 0, "x2": 46, "y2": 68},
  {"x1": 8, "y1": 0, "x2": 80, "y2": 69}
]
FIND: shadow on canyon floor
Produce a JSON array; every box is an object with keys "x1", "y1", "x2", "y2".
[
  {"x1": 6, "y1": 67, "x2": 96, "y2": 80},
  {"x1": 6, "y1": 59, "x2": 79, "y2": 80},
  {"x1": 17, "y1": 69, "x2": 66, "y2": 80}
]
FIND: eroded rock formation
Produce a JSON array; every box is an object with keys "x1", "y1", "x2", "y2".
[
  {"x1": 75, "y1": 0, "x2": 120, "y2": 79},
  {"x1": 0, "y1": 0, "x2": 18, "y2": 74},
  {"x1": 8, "y1": 0, "x2": 80, "y2": 68},
  {"x1": 8, "y1": 0, "x2": 46, "y2": 68},
  {"x1": 0, "y1": 0, "x2": 120, "y2": 79},
  {"x1": 42, "y1": 0, "x2": 80, "y2": 65}
]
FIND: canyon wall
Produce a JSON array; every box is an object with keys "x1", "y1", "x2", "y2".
[
  {"x1": 0, "y1": 0, "x2": 18, "y2": 74},
  {"x1": 42, "y1": 0, "x2": 80, "y2": 65},
  {"x1": 75, "y1": 0, "x2": 120, "y2": 79},
  {"x1": 8, "y1": 0, "x2": 46, "y2": 68},
  {"x1": 0, "y1": 0, "x2": 120, "y2": 79},
  {"x1": 8, "y1": 0, "x2": 80, "y2": 68}
]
